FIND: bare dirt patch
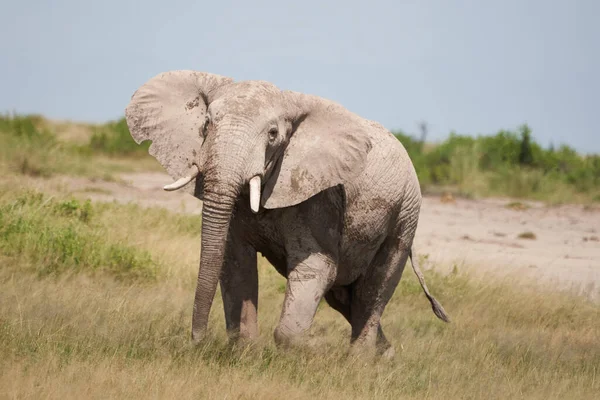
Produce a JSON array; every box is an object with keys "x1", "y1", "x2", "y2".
[
  {"x1": 417, "y1": 195, "x2": 600, "y2": 300},
  {"x1": 63, "y1": 172, "x2": 203, "y2": 215}
]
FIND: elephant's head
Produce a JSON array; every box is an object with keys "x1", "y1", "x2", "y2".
[{"x1": 125, "y1": 70, "x2": 373, "y2": 341}]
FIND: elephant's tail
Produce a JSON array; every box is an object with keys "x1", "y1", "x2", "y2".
[{"x1": 409, "y1": 246, "x2": 450, "y2": 323}]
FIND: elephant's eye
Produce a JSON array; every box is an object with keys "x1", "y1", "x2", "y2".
[{"x1": 268, "y1": 127, "x2": 278, "y2": 141}]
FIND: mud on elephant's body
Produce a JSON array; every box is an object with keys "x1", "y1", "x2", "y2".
[{"x1": 125, "y1": 70, "x2": 449, "y2": 357}]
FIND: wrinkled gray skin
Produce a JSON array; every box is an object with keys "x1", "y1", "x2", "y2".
[{"x1": 125, "y1": 71, "x2": 449, "y2": 358}]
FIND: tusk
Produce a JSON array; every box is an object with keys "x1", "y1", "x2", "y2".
[
  {"x1": 249, "y1": 176, "x2": 261, "y2": 213},
  {"x1": 163, "y1": 165, "x2": 200, "y2": 191}
]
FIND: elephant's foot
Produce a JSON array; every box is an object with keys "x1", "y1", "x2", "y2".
[
  {"x1": 347, "y1": 341, "x2": 396, "y2": 362},
  {"x1": 226, "y1": 330, "x2": 259, "y2": 350},
  {"x1": 347, "y1": 342, "x2": 379, "y2": 363},
  {"x1": 379, "y1": 344, "x2": 396, "y2": 360},
  {"x1": 274, "y1": 326, "x2": 325, "y2": 356},
  {"x1": 273, "y1": 325, "x2": 307, "y2": 348},
  {"x1": 375, "y1": 325, "x2": 396, "y2": 360},
  {"x1": 348, "y1": 322, "x2": 396, "y2": 361}
]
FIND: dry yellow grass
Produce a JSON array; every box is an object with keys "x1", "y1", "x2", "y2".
[{"x1": 1, "y1": 184, "x2": 599, "y2": 399}]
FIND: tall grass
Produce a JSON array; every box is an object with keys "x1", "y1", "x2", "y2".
[
  {"x1": 0, "y1": 186, "x2": 598, "y2": 399},
  {"x1": 0, "y1": 187, "x2": 202, "y2": 280},
  {"x1": 0, "y1": 190, "x2": 158, "y2": 280},
  {"x1": 1, "y1": 250, "x2": 598, "y2": 399}
]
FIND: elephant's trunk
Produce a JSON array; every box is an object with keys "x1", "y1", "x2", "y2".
[
  {"x1": 191, "y1": 180, "x2": 239, "y2": 342},
  {"x1": 190, "y1": 121, "x2": 253, "y2": 342}
]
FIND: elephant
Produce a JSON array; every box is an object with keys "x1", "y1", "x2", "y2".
[{"x1": 124, "y1": 70, "x2": 449, "y2": 358}]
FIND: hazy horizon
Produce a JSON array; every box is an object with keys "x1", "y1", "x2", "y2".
[{"x1": 1, "y1": 1, "x2": 598, "y2": 153}]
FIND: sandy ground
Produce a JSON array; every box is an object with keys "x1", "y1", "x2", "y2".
[
  {"x1": 61, "y1": 172, "x2": 600, "y2": 300},
  {"x1": 417, "y1": 196, "x2": 599, "y2": 299}
]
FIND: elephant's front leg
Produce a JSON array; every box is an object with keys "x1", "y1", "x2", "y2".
[
  {"x1": 274, "y1": 252, "x2": 337, "y2": 347},
  {"x1": 219, "y1": 231, "x2": 258, "y2": 342}
]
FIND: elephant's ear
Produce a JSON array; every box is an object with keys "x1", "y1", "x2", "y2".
[
  {"x1": 261, "y1": 92, "x2": 373, "y2": 209},
  {"x1": 125, "y1": 70, "x2": 233, "y2": 196}
]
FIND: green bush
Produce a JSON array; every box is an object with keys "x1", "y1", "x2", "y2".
[{"x1": 394, "y1": 124, "x2": 599, "y2": 203}]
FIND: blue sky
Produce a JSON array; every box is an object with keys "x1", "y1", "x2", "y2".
[{"x1": 1, "y1": 0, "x2": 598, "y2": 152}]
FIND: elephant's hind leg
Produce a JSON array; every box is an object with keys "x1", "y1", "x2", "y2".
[
  {"x1": 325, "y1": 285, "x2": 395, "y2": 358},
  {"x1": 349, "y1": 235, "x2": 411, "y2": 357}
]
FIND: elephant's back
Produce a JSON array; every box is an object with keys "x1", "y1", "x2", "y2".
[{"x1": 349, "y1": 119, "x2": 420, "y2": 205}]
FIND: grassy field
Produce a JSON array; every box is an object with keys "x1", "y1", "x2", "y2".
[
  {"x1": 0, "y1": 114, "x2": 599, "y2": 399},
  {"x1": 1, "y1": 188, "x2": 598, "y2": 399}
]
